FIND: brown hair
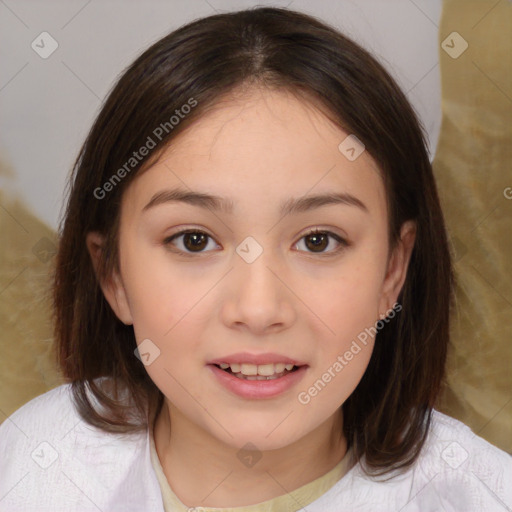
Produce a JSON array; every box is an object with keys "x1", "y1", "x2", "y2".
[{"x1": 52, "y1": 6, "x2": 453, "y2": 476}]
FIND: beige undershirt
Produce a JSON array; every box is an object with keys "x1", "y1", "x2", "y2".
[{"x1": 149, "y1": 417, "x2": 354, "y2": 512}]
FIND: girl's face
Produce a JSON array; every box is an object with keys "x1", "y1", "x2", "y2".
[{"x1": 89, "y1": 86, "x2": 415, "y2": 451}]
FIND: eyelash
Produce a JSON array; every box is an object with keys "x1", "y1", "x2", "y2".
[{"x1": 163, "y1": 228, "x2": 348, "y2": 257}]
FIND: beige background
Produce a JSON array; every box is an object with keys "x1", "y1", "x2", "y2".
[{"x1": 434, "y1": 0, "x2": 512, "y2": 453}]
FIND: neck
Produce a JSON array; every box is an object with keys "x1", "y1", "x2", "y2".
[{"x1": 153, "y1": 400, "x2": 347, "y2": 508}]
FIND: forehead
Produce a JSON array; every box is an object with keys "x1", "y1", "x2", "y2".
[{"x1": 122, "y1": 86, "x2": 386, "y2": 219}]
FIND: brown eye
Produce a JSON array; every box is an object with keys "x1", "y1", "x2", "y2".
[
  {"x1": 304, "y1": 232, "x2": 329, "y2": 252},
  {"x1": 164, "y1": 230, "x2": 218, "y2": 254},
  {"x1": 295, "y1": 230, "x2": 346, "y2": 255},
  {"x1": 183, "y1": 232, "x2": 208, "y2": 251}
]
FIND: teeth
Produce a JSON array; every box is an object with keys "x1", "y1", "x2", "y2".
[
  {"x1": 275, "y1": 363, "x2": 286, "y2": 374},
  {"x1": 218, "y1": 362, "x2": 297, "y2": 376},
  {"x1": 241, "y1": 363, "x2": 258, "y2": 376},
  {"x1": 235, "y1": 373, "x2": 281, "y2": 381}
]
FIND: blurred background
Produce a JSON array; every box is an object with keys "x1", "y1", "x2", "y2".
[{"x1": 0, "y1": 0, "x2": 510, "y2": 453}]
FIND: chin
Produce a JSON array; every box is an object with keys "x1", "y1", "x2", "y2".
[{"x1": 212, "y1": 423, "x2": 305, "y2": 453}]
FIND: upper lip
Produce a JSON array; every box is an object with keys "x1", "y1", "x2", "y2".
[{"x1": 208, "y1": 352, "x2": 308, "y2": 366}]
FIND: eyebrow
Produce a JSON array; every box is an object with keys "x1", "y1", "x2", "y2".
[{"x1": 142, "y1": 187, "x2": 368, "y2": 216}]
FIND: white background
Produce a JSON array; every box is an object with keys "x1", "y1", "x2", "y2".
[{"x1": 0, "y1": 0, "x2": 442, "y2": 230}]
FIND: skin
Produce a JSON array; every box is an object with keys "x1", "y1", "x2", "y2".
[{"x1": 87, "y1": 85, "x2": 416, "y2": 508}]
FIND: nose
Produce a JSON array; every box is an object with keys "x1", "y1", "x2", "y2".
[{"x1": 220, "y1": 247, "x2": 297, "y2": 335}]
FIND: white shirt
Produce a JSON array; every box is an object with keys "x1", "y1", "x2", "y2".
[{"x1": 1, "y1": 382, "x2": 511, "y2": 511}]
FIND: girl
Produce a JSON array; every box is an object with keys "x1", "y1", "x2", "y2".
[{"x1": 1, "y1": 6, "x2": 510, "y2": 512}]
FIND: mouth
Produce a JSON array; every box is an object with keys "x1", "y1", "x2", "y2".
[
  {"x1": 208, "y1": 360, "x2": 308, "y2": 399},
  {"x1": 212, "y1": 362, "x2": 301, "y2": 381},
  {"x1": 207, "y1": 353, "x2": 309, "y2": 398}
]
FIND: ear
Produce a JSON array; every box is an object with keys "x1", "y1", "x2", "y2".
[
  {"x1": 378, "y1": 220, "x2": 416, "y2": 317},
  {"x1": 86, "y1": 231, "x2": 133, "y2": 325}
]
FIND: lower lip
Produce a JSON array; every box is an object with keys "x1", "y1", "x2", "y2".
[{"x1": 208, "y1": 364, "x2": 308, "y2": 399}]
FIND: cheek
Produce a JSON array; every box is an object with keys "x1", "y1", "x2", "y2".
[
  {"x1": 300, "y1": 244, "x2": 386, "y2": 402},
  {"x1": 124, "y1": 253, "x2": 209, "y2": 402},
  {"x1": 316, "y1": 259, "x2": 385, "y2": 342},
  {"x1": 121, "y1": 241, "x2": 202, "y2": 336},
  {"x1": 121, "y1": 241, "x2": 221, "y2": 363},
  {"x1": 306, "y1": 282, "x2": 378, "y2": 396},
  {"x1": 297, "y1": 266, "x2": 381, "y2": 416}
]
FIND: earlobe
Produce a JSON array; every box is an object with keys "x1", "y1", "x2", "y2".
[
  {"x1": 379, "y1": 220, "x2": 416, "y2": 315},
  {"x1": 85, "y1": 231, "x2": 133, "y2": 325}
]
